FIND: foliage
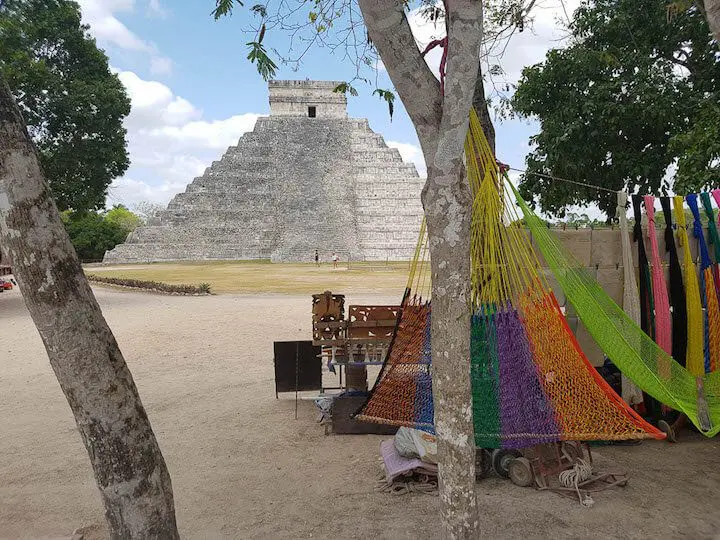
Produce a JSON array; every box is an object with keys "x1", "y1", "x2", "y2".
[
  {"x1": 105, "y1": 204, "x2": 142, "y2": 234},
  {"x1": 554, "y1": 212, "x2": 607, "y2": 229},
  {"x1": 512, "y1": 0, "x2": 720, "y2": 218},
  {"x1": 245, "y1": 21, "x2": 277, "y2": 80},
  {"x1": 198, "y1": 282, "x2": 212, "y2": 294},
  {"x1": 63, "y1": 211, "x2": 128, "y2": 262},
  {"x1": 86, "y1": 274, "x2": 213, "y2": 295},
  {"x1": 212, "y1": 0, "x2": 245, "y2": 19},
  {"x1": 372, "y1": 88, "x2": 395, "y2": 120},
  {"x1": 0, "y1": 0, "x2": 131, "y2": 212},
  {"x1": 670, "y1": 102, "x2": 720, "y2": 188},
  {"x1": 333, "y1": 81, "x2": 359, "y2": 96},
  {"x1": 62, "y1": 205, "x2": 141, "y2": 260}
]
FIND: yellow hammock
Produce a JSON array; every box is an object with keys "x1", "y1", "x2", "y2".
[{"x1": 357, "y1": 109, "x2": 663, "y2": 447}]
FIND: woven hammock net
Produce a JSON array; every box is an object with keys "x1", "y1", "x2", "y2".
[
  {"x1": 356, "y1": 109, "x2": 665, "y2": 447},
  {"x1": 518, "y1": 185, "x2": 720, "y2": 437}
]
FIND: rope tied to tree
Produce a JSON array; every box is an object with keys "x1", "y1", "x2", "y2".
[{"x1": 420, "y1": 0, "x2": 449, "y2": 95}]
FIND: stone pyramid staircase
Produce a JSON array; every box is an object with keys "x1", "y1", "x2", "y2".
[{"x1": 105, "y1": 116, "x2": 424, "y2": 263}]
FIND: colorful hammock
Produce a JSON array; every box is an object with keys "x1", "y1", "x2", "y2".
[
  {"x1": 517, "y1": 187, "x2": 719, "y2": 435},
  {"x1": 356, "y1": 109, "x2": 664, "y2": 447},
  {"x1": 687, "y1": 194, "x2": 720, "y2": 373},
  {"x1": 617, "y1": 192, "x2": 644, "y2": 406},
  {"x1": 644, "y1": 197, "x2": 672, "y2": 381},
  {"x1": 674, "y1": 197, "x2": 704, "y2": 377},
  {"x1": 660, "y1": 197, "x2": 687, "y2": 368}
]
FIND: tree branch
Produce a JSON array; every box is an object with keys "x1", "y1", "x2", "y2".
[
  {"x1": 358, "y1": 0, "x2": 443, "y2": 157},
  {"x1": 472, "y1": 69, "x2": 496, "y2": 153},
  {"x1": 432, "y1": 0, "x2": 483, "y2": 180}
]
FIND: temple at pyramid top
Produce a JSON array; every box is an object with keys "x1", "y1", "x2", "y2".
[
  {"x1": 268, "y1": 80, "x2": 347, "y2": 118},
  {"x1": 104, "y1": 80, "x2": 425, "y2": 264}
]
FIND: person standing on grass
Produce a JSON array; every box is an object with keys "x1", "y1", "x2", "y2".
[
  {"x1": 314, "y1": 249, "x2": 319, "y2": 267},
  {"x1": 332, "y1": 252, "x2": 338, "y2": 269}
]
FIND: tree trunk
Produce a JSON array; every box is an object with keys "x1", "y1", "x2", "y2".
[
  {"x1": 423, "y1": 5, "x2": 482, "y2": 537},
  {"x1": 704, "y1": 0, "x2": 720, "y2": 43},
  {"x1": 358, "y1": 1, "x2": 482, "y2": 537},
  {"x1": 423, "y1": 165, "x2": 476, "y2": 538},
  {"x1": 472, "y1": 71, "x2": 496, "y2": 154},
  {"x1": 0, "y1": 79, "x2": 179, "y2": 538}
]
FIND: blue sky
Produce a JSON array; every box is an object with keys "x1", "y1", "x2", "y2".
[{"x1": 75, "y1": 0, "x2": 580, "y2": 211}]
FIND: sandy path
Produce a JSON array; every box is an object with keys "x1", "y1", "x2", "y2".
[{"x1": 1, "y1": 287, "x2": 720, "y2": 538}]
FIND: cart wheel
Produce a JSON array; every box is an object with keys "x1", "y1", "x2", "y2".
[
  {"x1": 492, "y1": 448, "x2": 522, "y2": 478},
  {"x1": 475, "y1": 449, "x2": 493, "y2": 480},
  {"x1": 508, "y1": 457, "x2": 534, "y2": 487}
]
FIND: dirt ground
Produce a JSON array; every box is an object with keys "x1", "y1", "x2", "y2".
[{"x1": 2, "y1": 284, "x2": 720, "y2": 539}]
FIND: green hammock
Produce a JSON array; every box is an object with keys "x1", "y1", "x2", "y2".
[{"x1": 510, "y1": 180, "x2": 720, "y2": 436}]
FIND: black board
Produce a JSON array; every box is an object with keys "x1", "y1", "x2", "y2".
[{"x1": 273, "y1": 340, "x2": 322, "y2": 395}]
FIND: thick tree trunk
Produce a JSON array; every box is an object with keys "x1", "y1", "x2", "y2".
[
  {"x1": 359, "y1": 2, "x2": 482, "y2": 538},
  {"x1": 0, "y1": 79, "x2": 179, "y2": 538},
  {"x1": 704, "y1": 0, "x2": 720, "y2": 43},
  {"x1": 423, "y1": 168, "x2": 476, "y2": 538},
  {"x1": 423, "y1": 4, "x2": 482, "y2": 537}
]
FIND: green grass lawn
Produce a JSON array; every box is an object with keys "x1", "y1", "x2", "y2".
[{"x1": 87, "y1": 260, "x2": 411, "y2": 295}]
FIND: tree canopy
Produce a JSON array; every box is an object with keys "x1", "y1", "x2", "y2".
[
  {"x1": 512, "y1": 0, "x2": 720, "y2": 218},
  {"x1": 61, "y1": 207, "x2": 140, "y2": 262},
  {"x1": 105, "y1": 204, "x2": 142, "y2": 233},
  {"x1": 0, "y1": 0, "x2": 131, "y2": 212}
]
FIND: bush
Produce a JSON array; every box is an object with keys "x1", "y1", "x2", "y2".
[
  {"x1": 64, "y1": 212, "x2": 128, "y2": 262},
  {"x1": 86, "y1": 274, "x2": 212, "y2": 295}
]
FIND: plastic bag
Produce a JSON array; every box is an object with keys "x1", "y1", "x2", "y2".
[
  {"x1": 394, "y1": 427, "x2": 420, "y2": 459},
  {"x1": 411, "y1": 429, "x2": 438, "y2": 464}
]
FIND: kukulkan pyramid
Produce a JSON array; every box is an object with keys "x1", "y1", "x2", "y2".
[{"x1": 104, "y1": 80, "x2": 425, "y2": 263}]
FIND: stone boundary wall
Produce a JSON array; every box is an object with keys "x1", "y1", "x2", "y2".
[{"x1": 536, "y1": 226, "x2": 711, "y2": 366}]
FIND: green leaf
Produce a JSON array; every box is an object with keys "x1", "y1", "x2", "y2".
[
  {"x1": 211, "y1": 0, "x2": 243, "y2": 19},
  {"x1": 246, "y1": 41, "x2": 278, "y2": 81},
  {"x1": 373, "y1": 88, "x2": 395, "y2": 120},
  {"x1": 333, "y1": 82, "x2": 358, "y2": 97}
]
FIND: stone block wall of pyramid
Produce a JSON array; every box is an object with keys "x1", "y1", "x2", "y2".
[{"x1": 104, "y1": 80, "x2": 425, "y2": 263}]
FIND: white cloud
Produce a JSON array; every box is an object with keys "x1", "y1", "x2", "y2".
[
  {"x1": 77, "y1": 0, "x2": 150, "y2": 52},
  {"x1": 147, "y1": 0, "x2": 169, "y2": 18},
  {"x1": 387, "y1": 141, "x2": 427, "y2": 178},
  {"x1": 154, "y1": 115, "x2": 263, "y2": 149},
  {"x1": 107, "y1": 71, "x2": 261, "y2": 207},
  {"x1": 406, "y1": 8, "x2": 444, "y2": 79},
  {"x1": 108, "y1": 176, "x2": 189, "y2": 208},
  {"x1": 77, "y1": 0, "x2": 172, "y2": 76},
  {"x1": 150, "y1": 56, "x2": 173, "y2": 76},
  {"x1": 117, "y1": 71, "x2": 200, "y2": 126}
]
